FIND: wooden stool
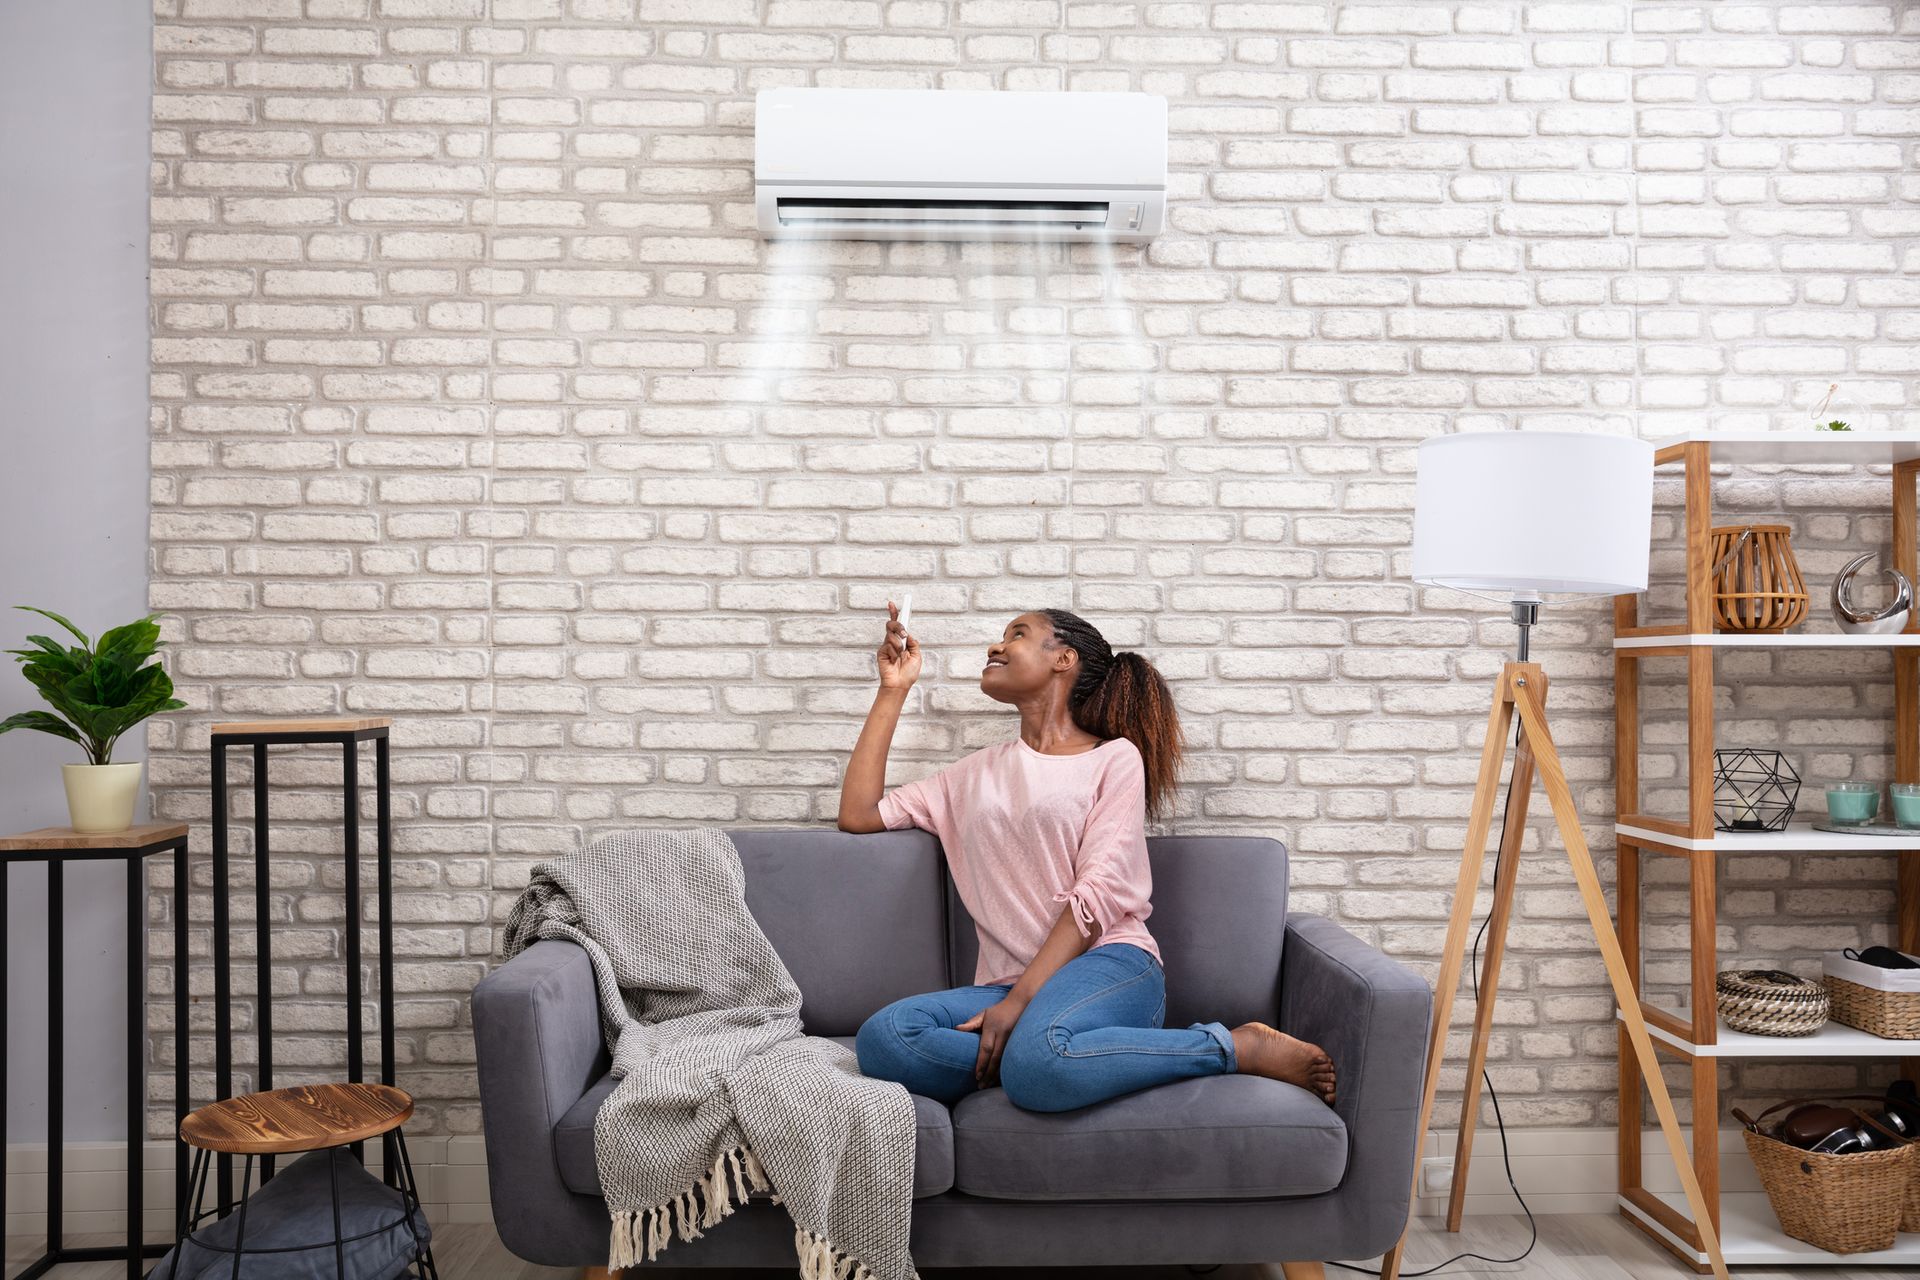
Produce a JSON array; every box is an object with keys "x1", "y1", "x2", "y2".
[{"x1": 175, "y1": 1083, "x2": 438, "y2": 1279}]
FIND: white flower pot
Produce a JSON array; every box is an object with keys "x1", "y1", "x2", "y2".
[{"x1": 61, "y1": 761, "x2": 143, "y2": 834}]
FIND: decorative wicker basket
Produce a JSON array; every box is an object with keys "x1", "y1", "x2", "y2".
[
  {"x1": 1736, "y1": 1100, "x2": 1916, "y2": 1255},
  {"x1": 1711, "y1": 524, "x2": 1808, "y2": 633},
  {"x1": 1825, "y1": 976, "x2": 1920, "y2": 1040},
  {"x1": 1717, "y1": 969, "x2": 1830, "y2": 1037}
]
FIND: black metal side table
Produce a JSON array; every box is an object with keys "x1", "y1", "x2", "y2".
[
  {"x1": 0, "y1": 821, "x2": 191, "y2": 1280},
  {"x1": 209, "y1": 717, "x2": 397, "y2": 1213}
]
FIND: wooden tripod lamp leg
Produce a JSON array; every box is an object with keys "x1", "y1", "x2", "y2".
[
  {"x1": 1379, "y1": 671, "x2": 1519, "y2": 1280},
  {"x1": 1512, "y1": 680, "x2": 1729, "y2": 1280},
  {"x1": 1444, "y1": 704, "x2": 1538, "y2": 1232}
]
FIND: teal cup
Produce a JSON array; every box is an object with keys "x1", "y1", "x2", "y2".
[
  {"x1": 1826, "y1": 783, "x2": 1879, "y2": 825},
  {"x1": 1894, "y1": 784, "x2": 1920, "y2": 829}
]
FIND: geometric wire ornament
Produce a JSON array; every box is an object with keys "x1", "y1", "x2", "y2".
[{"x1": 1713, "y1": 748, "x2": 1801, "y2": 833}]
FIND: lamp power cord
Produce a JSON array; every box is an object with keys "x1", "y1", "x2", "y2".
[{"x1": 1327, "y1": 717, "x2": 1539, "y2": 1278}]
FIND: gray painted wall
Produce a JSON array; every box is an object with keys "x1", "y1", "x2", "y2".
[{"x1": 1, "y1": 2, "x2": 152, "y2": 1142}]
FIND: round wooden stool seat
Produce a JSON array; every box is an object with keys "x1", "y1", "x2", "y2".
[{"x1": 180, "y1": 1082, "x2": 413, "y2": 1155}]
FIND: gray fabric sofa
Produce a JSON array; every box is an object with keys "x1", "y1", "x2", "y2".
[{"x1": 472, "y1": 828, "x2": 1432, "y2": 1270}]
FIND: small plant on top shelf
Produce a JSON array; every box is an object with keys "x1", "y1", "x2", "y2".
[{"x1": 1810, "y1": 383, "x2": 1851, "y2": 431}]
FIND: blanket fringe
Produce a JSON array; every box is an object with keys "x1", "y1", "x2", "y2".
[
  {"x1": 604, "y1": 1142, "x2": 885, "y2": 1277},
  {"x1": 793, "y1": 1223, "x2": 877, "y2": 1280},
  {"x1": 743, "y1": 1143, "x2": 780, "y2": 1204},
  {"x1": 606, "y1": 1141, "x2": 775, "y2": 1269}
]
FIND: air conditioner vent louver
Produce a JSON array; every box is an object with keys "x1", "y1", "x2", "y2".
[
  {"x1": 755, "y1": 89, "x2": 1166, "y2": 243},
  {"x1": 775, "y1": 198, "x2": 1112, "y2": 232}
]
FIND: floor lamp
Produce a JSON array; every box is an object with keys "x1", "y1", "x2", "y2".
[{"x1": 1377, "y1": 431, "x2": 1729, "y2": 1280}]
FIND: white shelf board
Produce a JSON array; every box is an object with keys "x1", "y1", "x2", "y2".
[
  {"x1": 1650, "y1": 430, "x2": 1920, "y2": 465},
  {"x1": 1623, "y1": 1189, "x2": 1920, "y2": 1267},
  {"x1": 1615, "y1": 631, "x2": 1920, "y2": 650},
  {"x1": 1616, "y1": 819, "x2": 1920, "y2": 853},
  {"x1": 1619, "y1": 1009, "x2": 1920, "y2": 1058}
]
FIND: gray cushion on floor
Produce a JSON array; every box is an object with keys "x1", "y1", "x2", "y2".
[
  {"x1": 553, "y1": 1036, "x2": 954, "y2": 1199},
  {"x1": 154, "y1": 1146, "x2": 432, "y2": 1279},
  {"x1": 951, "y1": 1073, "x2": 1347, "y2": 1201}
]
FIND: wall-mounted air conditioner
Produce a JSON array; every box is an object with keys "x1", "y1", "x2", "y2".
[{"x1": 754, "y1": 88, "x2": 1167, "y2": 243}]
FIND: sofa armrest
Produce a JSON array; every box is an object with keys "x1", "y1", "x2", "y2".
[
  {"x1": 471, "y1": 940, "x2": 612, "y2": 1264},
  {"x1": 1278, "y1": 914, "x2": 1433, "y2": 1257}
]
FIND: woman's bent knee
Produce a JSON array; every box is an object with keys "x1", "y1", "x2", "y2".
[
  {"x1": 998, "y1": 1027, "x2": 1071, "y2": 1112},
  {"x1": 855, "y1": 1004, "x2": 909, "y2": 1079}
]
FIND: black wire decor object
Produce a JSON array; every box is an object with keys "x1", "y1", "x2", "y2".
[{"x1": 1712, "y1": 749, "x2": 1800, "y2": 833}]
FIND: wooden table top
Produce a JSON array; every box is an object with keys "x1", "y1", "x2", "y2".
[
  {"x1": 210, "y1": 716, "x2": 392, "y2": 735},
  {"x1": 180, "y1": 1083, "x2": 414, "y2": 1155},
  {"x1": 0, "y1": 822, "x2": 189, "y2": 852}
]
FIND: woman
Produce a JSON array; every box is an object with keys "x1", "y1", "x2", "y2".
[{"x1": 838, "y1": 604, "x2": 1336, "y2": 1113}]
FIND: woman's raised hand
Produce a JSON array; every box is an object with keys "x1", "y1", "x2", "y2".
[{"x1": 877, "y1": 599, "x2": 921, "y2": 690}]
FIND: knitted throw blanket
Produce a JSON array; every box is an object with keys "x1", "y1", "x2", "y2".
[{"x1": 500, "y1": 827, "x2": 920, "y2": 1280}]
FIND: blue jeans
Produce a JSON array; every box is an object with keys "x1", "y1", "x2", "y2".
[{"x1": 854, "y1": 942, "x2": 1239, "y2": 1112}]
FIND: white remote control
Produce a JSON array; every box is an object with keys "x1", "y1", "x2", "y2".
[{"x1": 897, "y1": 593, "x2": 913, "y2": 645}]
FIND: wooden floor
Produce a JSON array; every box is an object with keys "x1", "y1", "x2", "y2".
[{"x1": 5, "y1": 1212, "x2": 1901, "y2": 1279}]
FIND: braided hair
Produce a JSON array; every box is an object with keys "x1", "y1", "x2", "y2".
[{"x1": 1038, "y1": 608, "x2": 1184, "y2": 823}]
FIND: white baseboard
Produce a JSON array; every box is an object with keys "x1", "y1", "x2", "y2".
[
  {"x1": 1414, "y1": 1125, "x2": 1760, "y2": 1218},
  {"x1": 8, "y1": 1127, "x2": 1743, "y2": 1235}
]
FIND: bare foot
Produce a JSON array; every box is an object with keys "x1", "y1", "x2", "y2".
[{"x1": 1230, "y1": 1022, "x2": 1336, "y2": 1105}]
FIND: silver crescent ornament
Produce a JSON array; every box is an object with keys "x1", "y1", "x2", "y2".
[{"x1": 1831, "y1": 552, "x2": 1913, "y2": 635}]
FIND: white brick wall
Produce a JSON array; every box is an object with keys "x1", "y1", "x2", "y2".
[{"x1": 147, "y1": 0, "x2": 1918, "y2": 1141}]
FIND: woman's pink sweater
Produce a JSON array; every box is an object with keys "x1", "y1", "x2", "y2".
[{"x1": 876, "y1": 734, "x2": 1162, "y2": 987}]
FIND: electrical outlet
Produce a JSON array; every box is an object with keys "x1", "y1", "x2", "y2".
[{"x1": 1421, "y1": 1159, "x2": 1454, "y2": 1195}]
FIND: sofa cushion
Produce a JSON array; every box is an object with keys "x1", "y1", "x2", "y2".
[
  {"x1": 950, "y1": 1073, "x2": 1345, "y2": 1201},
  {"x1": 948, "y1": 835, "x2": 1290, "y2": 1031},
  {"x1": 729, "y1": 828, "x2": 950, "y2": 1037},
  {"x1": 553, "y1": 1037, "x2": 954, "y2": 1200}
]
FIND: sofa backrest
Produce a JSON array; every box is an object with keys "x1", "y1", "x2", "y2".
[
  {"x1": 729, "y1": 828, "x2": 1290, "y2": 1038},
  {"x1": 729, "y1": 827, "x2": 950, "y2": 1037},
  {"x1": 947, "y1": 834, "x2": 1289, "y2": 1030}
]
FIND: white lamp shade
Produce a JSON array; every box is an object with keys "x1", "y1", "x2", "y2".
[{"x1": 1411, "y1": 431, "x2": 1654, "y2": 598}]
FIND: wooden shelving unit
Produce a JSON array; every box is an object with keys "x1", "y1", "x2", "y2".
[{"x1": 1611, "y1": 431, "x2": 1920, "y2": 1272}]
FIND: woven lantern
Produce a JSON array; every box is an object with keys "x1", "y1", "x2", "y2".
[{"x1": 1710, "y1": 524, "x2": 1808, "y2": 633}]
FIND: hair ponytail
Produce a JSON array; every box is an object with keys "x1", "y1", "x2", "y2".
[{"x1": 1040, "y1": 609, "x2": 1185, "y2": 823}]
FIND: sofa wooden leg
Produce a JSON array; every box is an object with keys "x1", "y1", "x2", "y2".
[
  {"x1": 1281, "y1": 1264, "x2": 1326, "y2": 1280},
  {"x1": 582, "y1": 1269, "x2": 622, "y2": 1279}
]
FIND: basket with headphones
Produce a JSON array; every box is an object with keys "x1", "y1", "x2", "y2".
[
  {"x1": 1716, "y1": 968, "x2": 1830, "y2": 1037},
  {"x1": 1734, "y1": 1097, "x2": 1917, "y2": 1254}
]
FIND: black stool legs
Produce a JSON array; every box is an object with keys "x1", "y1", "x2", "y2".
[{"x1": 172, "y1": 1132, "x2": 438, "y2": 1280}]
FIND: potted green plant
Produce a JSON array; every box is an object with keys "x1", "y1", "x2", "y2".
[{"x1": 1, "y1": 608, "x2": 186, "y2": 833}]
